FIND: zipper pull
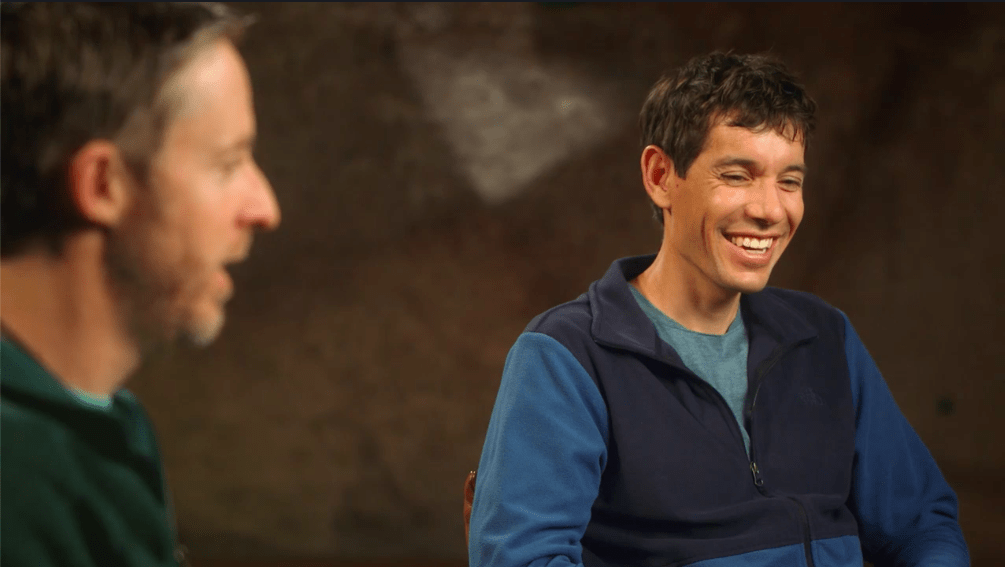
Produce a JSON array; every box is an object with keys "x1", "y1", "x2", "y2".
[{"x1": 750, "y1": 461, "x2": 765, "y2": 487}]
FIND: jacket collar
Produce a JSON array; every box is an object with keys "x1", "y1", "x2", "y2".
[
  {"x1": 1, "y1": 338, "x2": 80, "y2": 408},
  {"x1": 588, "y1": 255, "x2": 817, "y2": 367},
  {"x1": 1, "y1": 337, "x2": 138, "y2": 416},
  {"x1": 1, "y1": 337, "x2": 162, "y2": 482}
]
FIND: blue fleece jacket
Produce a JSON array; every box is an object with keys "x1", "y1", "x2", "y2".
[{"x1": 469, "y1": 255, "x2": 968, "y2": 567}]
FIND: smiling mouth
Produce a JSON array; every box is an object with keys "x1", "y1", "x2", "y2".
[{"x1": 726, "y1": 235, "x2": 776, "y2": 255}]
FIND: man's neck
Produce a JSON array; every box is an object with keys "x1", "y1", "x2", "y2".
[
  {"x1": 632, "y1": 249, "x2": 741, "y2": 336},
  {"x1": 0, "y1": 237, "x2": 140, "y2": 397}
]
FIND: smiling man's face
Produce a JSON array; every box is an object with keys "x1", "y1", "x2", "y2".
[
  {"x1": 107, "y1": 39, "x2": 280, "y2": 348},
  {"x1": 663, "y1": 119, "x2": 806, "y2": 297}
]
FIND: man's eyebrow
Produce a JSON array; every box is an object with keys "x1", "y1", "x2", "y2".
[
  {"x1": 712, "y1": 156, "x2": 807, "y2": 175},
  {"x1": 215, "y1": 134, "x2": 257, "y2": 156},
  {"x1": 781, "y1": 163, "x2": 808, "y2": 175},
  {"x1": 713, "y1": 157, "x2": 758, "y2": 170}
]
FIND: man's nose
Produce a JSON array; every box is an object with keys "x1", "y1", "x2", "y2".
[
  {"x1": 745, "y1": 181, "x2": 785, "y2": 226},
  {"x1": 239, "y1": 162, "x2": 281, "y2": 232}
]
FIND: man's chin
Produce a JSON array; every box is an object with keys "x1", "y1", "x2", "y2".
[
  {"x1": 182, "y1": 311, "x2": 226, "y2": 348},
  {"x1": 725, "y1": 273, "x2": 772, "y2": 295}
]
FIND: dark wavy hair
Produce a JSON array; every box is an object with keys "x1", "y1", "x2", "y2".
[
  {"x1": 639, "y1": 52, "x2": 817, "y2": 224},
  {"x1": 1, "y1": 2, "x2": 253, "y2": 257}
]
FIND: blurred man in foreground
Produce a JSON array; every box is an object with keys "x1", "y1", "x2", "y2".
[{"x1": 1, "y1": 3, "x2": 280, "y2": 565}]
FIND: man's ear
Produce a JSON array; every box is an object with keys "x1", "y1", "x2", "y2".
[
  {"x1": 66, "y1": 140, "x2": 135, "y2": 228},
  {"x1": 641, "y1": 145, "x2": 677, "y2": 213}
]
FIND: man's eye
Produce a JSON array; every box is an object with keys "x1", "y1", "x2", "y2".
[
  {"x1": 780, "y1": 178, "x2": 803, "y2": 190},
  {"x1": 722, "y1": 174, "x2": 747, "y2": 183},
  {"x1": 221, "y1": 160, "x2": 241, "y2": 175}
]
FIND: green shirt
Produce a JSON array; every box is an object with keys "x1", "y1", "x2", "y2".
[
  {"x1": 629, "y1": 286, "x2": 751, "y2": 455},
  {"x1": 0, "y1": 338, "x2": 179, "y2": 567}
]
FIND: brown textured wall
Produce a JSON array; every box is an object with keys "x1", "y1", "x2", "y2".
[{"x1": 127, "y1": 3, "x2": 1005, "y2": 563}]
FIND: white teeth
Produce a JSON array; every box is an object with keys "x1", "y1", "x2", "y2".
[{"x1": 730, "y1": 236, "x2": 773, "y2": 250}]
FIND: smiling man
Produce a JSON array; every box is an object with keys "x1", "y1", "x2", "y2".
[
  {"x1": 468, "y1": 53, "x2": 969, "y2": 567},
  {"x1": 1, "y1": 3, "x2": 279, "y2": 565}
]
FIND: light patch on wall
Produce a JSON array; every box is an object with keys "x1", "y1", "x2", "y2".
[{"x1": 400, "y1": 47, "x2": 617, "y2": 204}]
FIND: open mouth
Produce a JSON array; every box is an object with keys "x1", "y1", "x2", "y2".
[{"x1": 726, "y1": 235, "x2": 775, "y2": 255}]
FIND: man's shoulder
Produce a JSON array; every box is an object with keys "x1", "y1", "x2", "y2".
[
  {"x1": 754, "y1": 286, "x2": 848, "y2": 336},
  {"x1": 1, "y1": 384, "x2": 154, "y2": 468},
  {"x1": 1, "y1": 411, "x2": 76, "y2": 494},
  {"x1": 2, "y1": 393, "x2": 74, "y2": 438},
  {"x1": 1, "y1": 394, "x2": 176, "y2": 567},
  {"x1": 524, "y1": 292, "x2": 594, "y2": 342},
  {"x1": 1, "y1": 395, "x2": 83, "y2": 473},
  {"x1": 759, "y1": 286, "x2": 840, "y2": 312}
]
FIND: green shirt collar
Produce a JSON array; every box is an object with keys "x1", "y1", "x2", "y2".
[{"x1": 1, "y1": 339, "x2": 122, "y2": 412}]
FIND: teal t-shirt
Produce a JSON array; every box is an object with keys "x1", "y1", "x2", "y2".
[
  {"x1": 629, "y1": 286, "x2": 751, "y2": 455},
  {"x1": 70, "y1": 386, "x2": 115, "y2": 410}
]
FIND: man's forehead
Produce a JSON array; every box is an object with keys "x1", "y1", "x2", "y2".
[
  {"x1": 156, "y1": 39, "x2": 255, "y2": 153},
  {"x1": 703, "y1": 122, "x2": 807, "y2": 170},
  {"x1": 162, "y1": 40, "x2": 247, "y2": 113}
]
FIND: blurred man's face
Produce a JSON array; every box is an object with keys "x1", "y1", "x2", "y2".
[
  {"x1": 663, "y1": 120, "x2": 805, "y2": 297},
  {"x1": 108, "y1": 39, "x2": 280, "y2": 348}
]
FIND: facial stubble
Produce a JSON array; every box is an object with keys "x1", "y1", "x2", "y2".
[{"x1": 104, "y1": 192, "x2": 225, "y2": 354}]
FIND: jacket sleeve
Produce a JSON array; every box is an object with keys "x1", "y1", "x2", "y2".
[
  {"x1": 468, "y1": 332, "x2": 609, "y2": 567},
  {"x1": 842, "y1": 313, "x2": 970, "y2": 567}
]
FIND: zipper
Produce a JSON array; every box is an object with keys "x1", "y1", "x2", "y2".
[
  {"x1": 749, "y1": 461, "x2": 764, "y2": 487},
  {"x1": 745, "y1": 339, "x2": 816, "y2": 567},
  {"x1": 657, "y1": 337, "x2": 811, "y2": 485},
  {"x1": 674, "y1": 367, "x2": 750, "y2": 454},
  {"x1": 744, "y1": 344, "x2": 791, "y2": 494},
  {"x1": 746, "y1": 340, "x2": 806, "y2": 422},
  {"x1": 744, "y1": 338, "x2": 813, "y2": 491},
  {"x1": 788, "y1": 496, "x2": 815, "y2": 567}
]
